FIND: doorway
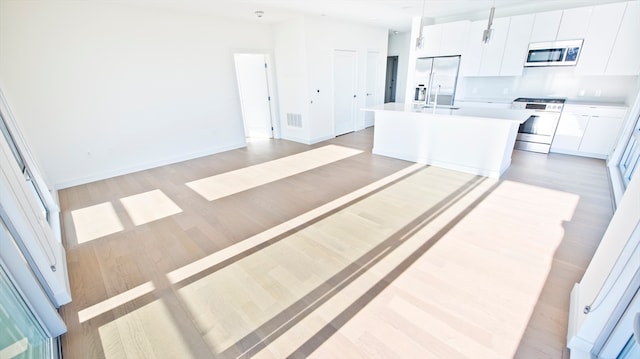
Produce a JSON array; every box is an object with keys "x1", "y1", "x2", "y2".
[
  {"x1": 334, "y1": 50, "x2": 357, "y2": 136},
  {"x1": 233, "y1": 53, "x2": 274, "y2": 139},
  {"x1": 384, "y1": 56, "x2": 399, "y2": 103}
]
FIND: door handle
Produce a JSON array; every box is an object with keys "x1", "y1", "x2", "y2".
[
  {"x1": 366, "y1": 93, "x2": 373, "y2": 96},
  {"x1": 353, "y1": 94, "x2": 357, "y2": 98}
]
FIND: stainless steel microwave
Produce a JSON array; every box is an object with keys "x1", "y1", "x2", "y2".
[{"x1": 525, "y1": 40, "x2": 583, "y2": 67}]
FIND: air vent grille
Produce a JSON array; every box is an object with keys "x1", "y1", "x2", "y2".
[{"x1": 286, "y1": 113, "x2": 302, "y2": 128}]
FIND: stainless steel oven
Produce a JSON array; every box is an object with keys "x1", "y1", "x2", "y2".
[{"x1": 511, "y1": 98, "x2": 565, "y2": 153}]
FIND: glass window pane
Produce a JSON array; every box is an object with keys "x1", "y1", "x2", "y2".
[
  {"x1": 0, "y1": 112, "x2": 26, "y2": 173},
  {"x1": 618, "y1": 117, "x2": 640, "y2": 187},
  {"x1": 0, "y1": 264, "x2": 52, "y2": 358},
  {"x1": 0, "y1": 113, "x2": 49, "y2": 221},
  {"x1": 617, "y1": 334, "x2": 639, "y2": 359}
]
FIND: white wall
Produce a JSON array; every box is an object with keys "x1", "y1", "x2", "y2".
[
  {"x1": 274, "y1": 16, "x2": 388, "y2": 145},
  {"x1": 305, "y1": 17, "x2": 388, "y2": 142},
  {"x1": 0, "y1": 1, "x2": 274, "y2": 188},
  {"x1": 273, "y1": 18, "x2": 311, "y2": 144},
  {"x1": 387, "y1": 31, "x2": 411, "y2": 103}
]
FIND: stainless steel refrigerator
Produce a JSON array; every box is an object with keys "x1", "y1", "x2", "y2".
[{"x1": 413, "y1": 55, "x2": 461, "y2": 106}]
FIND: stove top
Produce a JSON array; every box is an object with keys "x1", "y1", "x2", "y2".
[{"x1": 513, "y1": 97, "x2": 567, "y2": 104}]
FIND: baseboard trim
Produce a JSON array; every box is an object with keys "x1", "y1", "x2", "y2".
[{"x1": 54, "y1": 142, "x2": 246, "y2": 189}]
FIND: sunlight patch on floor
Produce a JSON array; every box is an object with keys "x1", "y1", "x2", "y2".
[
  {"x1": 176, "y1": 166, "x2": 480, "y2": 355},
  {"x1": 307, "y1": 180, "x2": 580, "y2": 359},
  {"x1": 71, "y1": 202, "x2": 124, "y2": 244},
  {"x1": 166, "y1": 163, "x2": 425, "y2": 285},
  {"x1": 78, "y1": 281, "x2": 155, "y2": 323},
  {"x1": 120, "y1": 189, "x2": 182, "y2": 226},
  {"x1": 87, "y1": 167, "x2": 581, "y2": 358},
  {"x1": 98, "y1": 299, "x2": 196, "y2": 358},
  {"x1": 186, "y1": 145, "x2": 363, "y2": 201}
]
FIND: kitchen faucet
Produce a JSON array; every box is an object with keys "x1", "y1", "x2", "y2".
[{"x1": 432, "y1": 84, "x2": 441, "y2": 113}]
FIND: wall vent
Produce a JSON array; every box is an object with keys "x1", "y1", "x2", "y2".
[{"x1": 286, "y1": 113, "x2": 302, "y2": 128}]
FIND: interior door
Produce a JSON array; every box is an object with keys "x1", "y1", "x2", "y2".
[
  {"x1": 234, "y1": 54, "x2": 273, "y2": 138},
  {"x1": 334, "y1": 50, "x2": 357, "y2": 136},
  {"x1": 365, "y1": 52, "x2": 379, "y2": 127}
]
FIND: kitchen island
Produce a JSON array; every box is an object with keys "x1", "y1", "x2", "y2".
[{"x1": 365, "y1": 103, "x2": 534, "y2": 178}]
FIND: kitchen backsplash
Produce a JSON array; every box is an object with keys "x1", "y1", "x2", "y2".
[{"x1": 457, "y1": 67, "x2": 639, "y2": 104}]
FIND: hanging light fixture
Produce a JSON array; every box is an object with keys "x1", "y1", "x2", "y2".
[
  {"x1": 482, "y1": 1, "x2": 496, "y2": 45},
  {"x1": 415, "y1": 0, "x2": 426, "y2": 49}
]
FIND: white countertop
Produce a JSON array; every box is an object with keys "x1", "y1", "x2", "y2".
[
  {"x1": 363, "y1": 102, "x2": 535, "y2": 124},
  {"x1": 564, "y1": 100, "x2": 628, "y2": 108}
]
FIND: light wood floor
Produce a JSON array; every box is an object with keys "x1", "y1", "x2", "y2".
[{"x1": 58, "y1": 128, "x2": 613, "y2": 358}]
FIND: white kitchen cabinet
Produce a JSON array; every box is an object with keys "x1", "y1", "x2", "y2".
[
  {"x1": 605, "y1": 1, "x2": 640, "y2": 76},
  {"x1": 576, "y1": 2, "x2": 626, "y2": 75},
  {"x1": 556, "y1": 6, "x2": 593, "y2": 40},
  {"x1": 440, "y1": 21, "x2": 470, "y2": 56},
  {"x1": 478, "y1": 17, "x2": 510, "y2": 76},
  {"x1": 500, "y1": 14, "x2": 534, "y2": 76},
  {"x1": 552, "y1": 111, "x2": 589, "y2": 152},
  {"x1": 551, "y1": 104, "x2": 628, "y2": 159},
  {"x1": 530, "y1": 10, "x2": 562, "y2": 42},
  {"x1": 418, "y1": 21, "x2": 470, "y2": 58},
  {"x1": 580, "y1": 115, "x2": 626, "y2": 155},
  {"x1": 420, "y1": 24, "x2": 442, "y2": 57},
  {"x1": 459, "y1": 20, "x2": 485, "y2": 77}
]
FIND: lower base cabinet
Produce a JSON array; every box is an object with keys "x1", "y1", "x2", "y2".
[{"x1": 551, "y1": 104, "x2": 628, "y2": 159}]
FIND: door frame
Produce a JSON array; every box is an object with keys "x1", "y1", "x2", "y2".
[
  {"x1": 385, "y1": 55, "x2": 399, "y2": 103},
  {"x1": 232, "y1": 51, "x2": 280, "y2": 140}
]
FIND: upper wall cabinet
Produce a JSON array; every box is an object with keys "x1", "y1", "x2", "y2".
[
  {"x1": 556, "y1": 6, "x2": 593, "y2": 40},
  {"x1": 418, "y1": 21, "x2": 470, "y2": 57},
  {"x1": 460, "y1": 14, "x2": 534, "y2": 77},
  {"x1": 605, "y1": 1, "x2": 640, "y2": 76},
  {"x1": 478, "y1": 17, "x2": 510, "y2": 76},
  {"x1": 529, "y1": 10, "x2": 562, "y2": 42},
  {"x1": 459, "y1": 20, "x2": 486, "y2": 77},
  {"x1": 500, "y1": 13, "x2": 534, "y2": 76},
  {"x1": 420, "y1": 24, "x2": 442, "y2": 57},
  {"x1": 576, "y1": 2, "x2": 626, "y2": 75},
  {"x1": 440, "y1": 21, "x2": 470, "y2": 56}
]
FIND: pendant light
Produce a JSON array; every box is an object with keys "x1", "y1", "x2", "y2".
[
  {"x1": 415, "y1": 0, "x2": 426, "y2": 49},
  {"x1": 482, "y1": 1, "x2": 496, "y2": 45}
]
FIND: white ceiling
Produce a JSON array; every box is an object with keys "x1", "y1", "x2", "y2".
[{"x1": 125, "y1": 0, "x2": 630, "y2": 32}]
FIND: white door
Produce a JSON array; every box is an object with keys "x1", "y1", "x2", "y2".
[
  {"x1": 234, "y1": 54, "x2": 273, "y2": 138},
  {"x1": 365, "y1": 51, "x2": 379, "y2": 128},
  {"x1": 334, "y1": 50, "x2": 357, "y2": 136}
]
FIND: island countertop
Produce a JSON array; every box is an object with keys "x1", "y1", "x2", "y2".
[
  {"x1": 366, "y1": 102, "x2": 532, "y2": 179},
  {"x1": 363, "y1": 102, "x2": 535, "y2": 124}
]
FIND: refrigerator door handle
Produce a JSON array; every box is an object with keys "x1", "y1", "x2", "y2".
[{"x1": 426, "y1": 73, "x2": 434, "y2": 105}]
